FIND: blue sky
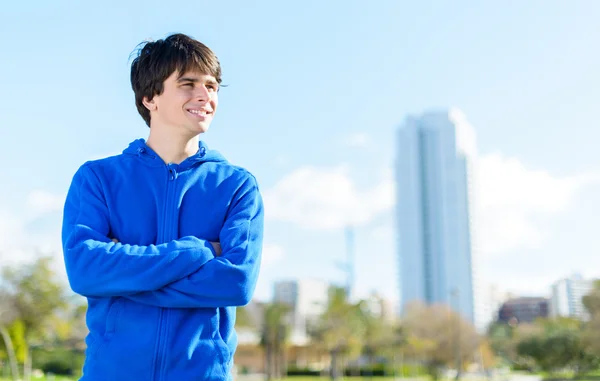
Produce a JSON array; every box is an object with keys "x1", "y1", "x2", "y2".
[{"x1": 1, "y1": 1, "x2": 599, "y2": 306}]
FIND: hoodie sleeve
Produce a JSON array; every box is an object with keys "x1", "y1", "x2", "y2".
[
  {"x1": 62, "y1": 164, "x2": 217, "y2": 298},
  {"x1": 124, "y1": 175, "x2": 264, "y2": 308}
]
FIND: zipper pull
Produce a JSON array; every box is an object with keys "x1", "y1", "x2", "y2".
[{"x1": 167, "y1": 165, "x2": 177, "y2": 180}]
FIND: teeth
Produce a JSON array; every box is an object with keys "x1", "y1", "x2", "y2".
[{"x1": 189, "y1": 110, "x2": 207, "y2": 116}]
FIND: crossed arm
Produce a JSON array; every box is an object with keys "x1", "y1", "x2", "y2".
[{"x1": 62, "y1": 164, "x2": 264, "y2": 309}]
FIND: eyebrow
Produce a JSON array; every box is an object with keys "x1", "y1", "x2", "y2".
[
  {"x1": 177, "y1": 77, "x2": 199, "y2": 83},
  {"x1": 177, "y1": 77, "x2": 219, "y2": 86}
]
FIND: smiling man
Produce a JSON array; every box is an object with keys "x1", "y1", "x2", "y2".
[{"x1": 61, "y1": 33, "x2": 264, "y2": 381}]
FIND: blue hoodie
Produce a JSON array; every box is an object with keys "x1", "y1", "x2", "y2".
[{"x1": 62, "y1": 138, "x2": 263, "y2": 381}]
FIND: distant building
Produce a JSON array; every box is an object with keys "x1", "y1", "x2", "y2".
[
  {"x1": 395, "y1": 109, "x2": 477, "y2": 324},
  {"x1": 273, "y1": 279, "x2": 330, "y2": 345},
  {"x1": 478, "y1": 284, "x2": 514, "y2": 331},
  {"x1": 550, "y1": 274, "x2": 593, "y2": 320},
  {"x1": 497, "y1": 297, "x2": 549, "y2": 324}
]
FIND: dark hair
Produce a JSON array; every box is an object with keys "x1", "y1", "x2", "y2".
[{"x1": 130, "y1": 33, "x2": 222, "y2": 127}]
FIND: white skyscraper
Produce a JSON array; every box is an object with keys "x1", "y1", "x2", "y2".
[
  {"x1": 550, "y1": 274, "x2": 593, "y2": 320},
  {"x1": 395, "y1": 109, "x2": 477, "y2": 324}
]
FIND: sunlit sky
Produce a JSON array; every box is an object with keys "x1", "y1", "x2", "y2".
[{"x1": 1, "y1": 1, "x2": 599, "y2": 305}]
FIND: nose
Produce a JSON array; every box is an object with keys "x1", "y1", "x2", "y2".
[{"x1": 195, "y1": 85, "x2": 210, "y2": 103}]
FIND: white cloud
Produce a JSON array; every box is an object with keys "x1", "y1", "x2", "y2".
[
  {"x1": 261, "y1": 243, "x2": 285, "y2": 268},
  {"x1": 264, "y1": 152, "x2": 596, "y2": 257},
  {"x1": 253, "y1": 243, "x2": 286, "y2": 301},
  {"x1": 263, "y1": 165, "x2": 393, "y2": 230},
  {"x1": 341, "y1": 133, "x2": 371, "y2": 148},
  {"x1": 476, "y1": 153, "x2": 598, "y2": 256},
  {"x1": 0, "y1": 190, "x2": 65, "y2": 266},
  {"x1": 487, "y1": 274, "x2": 557, "y2": 297},
  {"x1": 0, "y1": 210, "x2": 24, "y2": 251},
  {"x1": 26, "y1": 190, "x2": 65, "y2": 216}
]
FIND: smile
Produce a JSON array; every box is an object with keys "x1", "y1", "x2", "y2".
[{"x1": 187, "y1": 109, "x2": 210, "y2": 117}]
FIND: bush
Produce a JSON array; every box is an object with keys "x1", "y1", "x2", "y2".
[
  {"x1": 286, "y1": 366, "x2": 322, "y2": 376},
  {"x1": 343, "y1": 364, "x2": 388, "y2": 377},
  {"x1": 31, "y1": 347, "x2": 84, "y2": 376}
]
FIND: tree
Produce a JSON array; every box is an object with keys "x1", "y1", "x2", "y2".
[
  {"x1": 402, "y1": 302, "x2": 480, "y2": 380},
  {"x1": 515, "y1": 318, "x2": 599, "y2": 375},
  {"x1": 47, "y1": 299, "x2": 88, "y2": 351},
  {"x1": 1, "y1": 256, "x2": 69, "y2": 380},
  {"x1": 583, "y1": 280, "x2": 600, "y2": 317},
  {"x1": 260, "y1": 303, "x2": 290, "y2": 380},
  {"x1": 1, "y1": 256, "x2": 67, "y2": 342},
  {"x1": 357, "y1": 300, "x2": 396, "y2": 376},
  {"x1": 0, "y1": 292, "x2": 21, "y2": 381},
  {"x1": 478, "y1": 339, "x2": 497, "y2": 371},
  {"x1": 309, "y1": 287, "x2": 365, "y2": 381},
  {"x1": 235, "y1": 305, "x2": 255, "y2": 329}
]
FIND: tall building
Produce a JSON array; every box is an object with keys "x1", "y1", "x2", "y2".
[
  {"x1": 395, "y1": 109, "x2": 477, "y2": 324},
  {"x1": 273, "y1": 279, "x2": 330, "y2": 345},
  {"x1": 550, "y1": 274, "x2": 593, "y2": 320}
]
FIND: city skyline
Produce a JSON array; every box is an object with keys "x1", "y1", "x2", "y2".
[{"x1": 1, "y1": 1, "x2": 600, "y2": 307}]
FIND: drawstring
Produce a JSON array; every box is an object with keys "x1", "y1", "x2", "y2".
[{"x1": 136, "y1": 147, "x2": 156, "y2": 159}]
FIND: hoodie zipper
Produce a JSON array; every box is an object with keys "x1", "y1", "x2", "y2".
[{"x1": 152, "y1": 163, "x2": 178, "y2": 381}]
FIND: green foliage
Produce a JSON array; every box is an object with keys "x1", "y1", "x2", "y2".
[
  {"x1": 31, "y1": 347, "x2": 84, "y2": 377},
  {"x1": 402, "y1": 301, "x2": 480, "y2": 379},
  {"x1": 1, "y1": 256, "x2": 67, "y2": 342},
  {"x1": 510, "y1": 317, "x2": 600, "y2": 375},
  {"x1": 260, "y1": 302, "x2": 290, "y2": 380},
  {"x1": 310, "y1": 287, "x2": 365, "y2": 354},
  {"x1": 7, "y1": 319, "x2": 27, "y2": 362},
  {"x1": 357, "y1": 300, "x2": 396, "y2": 361},
  {"x1": 285, "y1": 366, "x2": 322, "y2": 376},
  {"x1": 343, "y1": 363, "x2": 388, "y2": 377},
  {"x1": 583, "y1": 280, "x2": 600, "y2": 317},
  {"x1": 309, "y1": 287, "x2": 365, "y2": 380},
  {"x1": 235, "y1": 306, "x2": 255, "y2": 329}
]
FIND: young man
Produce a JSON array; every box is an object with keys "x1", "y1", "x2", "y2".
[{"x1": 62, "y1": 33, "x2": 263, "y2": 380}]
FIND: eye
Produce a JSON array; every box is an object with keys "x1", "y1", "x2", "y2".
[
  {"x1": 207, "y1": 84, "x2": 218, "y2": 91},
  {"x1": 182, "y1": 83, "x2": 194, "y2": 88}
]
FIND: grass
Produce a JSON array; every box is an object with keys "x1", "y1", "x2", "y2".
[
  {"x1": 0, "y1": 378, "x2": 401, "y2": 381},
  {"x1": 0, "y1": 377, "x2": 75, "y2": 381},
  {"x1": 279, "y1": 378, "x2": 399, "y2": 380}
]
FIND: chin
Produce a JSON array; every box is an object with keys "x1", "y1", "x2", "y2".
[
  {"x1": 186, "y1": 123, "x2": 210, "y2": 135},
  {"x1": 196, "y1": 124, "x2": 210, "y2": 134}
]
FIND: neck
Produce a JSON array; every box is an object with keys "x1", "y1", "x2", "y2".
[{"x1": 146, "y1": 125, "x2": 200, "y2": 165}]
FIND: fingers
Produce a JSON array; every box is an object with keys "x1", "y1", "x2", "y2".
[{"x1": 210, "y1": 241, "x2": 222, "y2": 257}]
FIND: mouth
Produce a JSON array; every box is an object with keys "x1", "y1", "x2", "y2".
[{"x1": 186, "y1": 108, "x2": 212, "y2": 119}]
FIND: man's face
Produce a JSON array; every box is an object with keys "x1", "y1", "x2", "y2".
[{"x1": 144, "y1": 70, "x2": 219, "y2": 135}]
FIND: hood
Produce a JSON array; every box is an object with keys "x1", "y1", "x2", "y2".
[{"x1": 122, "y1": 138, "x2": 227, "y2": 168}]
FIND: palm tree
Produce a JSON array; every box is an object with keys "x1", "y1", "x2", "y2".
[
  {"x1": 309, "y1": 287, "x2": 364, "y2": 381},
  {"x1": 357, "y1": 301, "x2": 396, "y2": 378},
  {"x1": 0, "y1": 294, "x2": 20, "y2": 381},
  {"x1": 260, "y1": 303, "x2": 290, "y2": 380}
]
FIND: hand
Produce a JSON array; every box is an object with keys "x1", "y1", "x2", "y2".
[{"x1": 210, "y1": 241, "x2": 222, "y2": 257}]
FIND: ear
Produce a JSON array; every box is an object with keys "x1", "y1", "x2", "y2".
[{"x1": 142, "y1": 96, "x2": 157, "y2": 111}]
